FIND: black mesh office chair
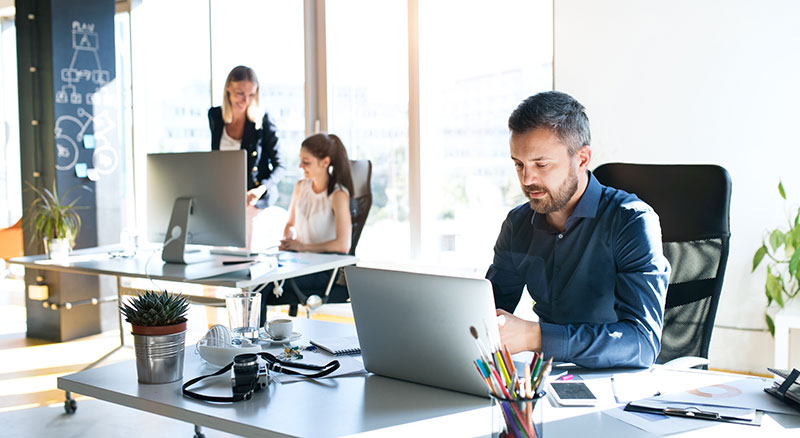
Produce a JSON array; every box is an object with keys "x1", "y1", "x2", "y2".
[
  {"x1": 285, "y1": 159, "x2": 372, "y2": 316},
  {"x1": 593, "y1": 163, "x2": 731, "y2": 367}
]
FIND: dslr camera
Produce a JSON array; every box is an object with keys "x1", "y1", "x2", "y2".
[{"x1": 231, "y1": 353, "x2": 268, "y2": 400}]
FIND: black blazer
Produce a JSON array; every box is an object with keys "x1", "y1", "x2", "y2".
[{"x1": 208, "y1": 106, "x2": 285, "y2": 208}]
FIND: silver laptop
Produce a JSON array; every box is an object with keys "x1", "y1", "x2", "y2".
[{"x1": 345, "y1": 266, "x2": 498, "y2": 397}]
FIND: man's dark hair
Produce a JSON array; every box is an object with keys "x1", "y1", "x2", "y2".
[{"x1": 508, "y1": 91, "x2": 591, "y2": 155}]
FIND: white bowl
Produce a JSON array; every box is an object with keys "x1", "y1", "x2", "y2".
[{"x1": 196, "y1": 342, "x2": 262, "y2": 367}]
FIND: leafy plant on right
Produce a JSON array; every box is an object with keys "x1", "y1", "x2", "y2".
[{"x1": 752, "y1": 181, "x2": 800, "y2": 336}]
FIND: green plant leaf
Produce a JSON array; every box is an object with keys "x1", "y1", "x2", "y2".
[
  {"x1": 766, "y1": 314, "x2": 775, "y2": 337},
  {"x1": 792, "y1": 225, "x2": 800, "y2": 250},
  {"x1": 779, "y1": 180, "x2": 786, "y2": 199},
  {"x1": 766, "y1": 272, "x2": 783, "y2": 306},
  {"x1": 770, "y1": 229, "x2": 785, "y2": 252},
  {"x1": 753, "y1": 244, "x2": 768, "y2": 271},
  {"x1": 790, "y1": 246, "x2": 800, "y2": 278}
]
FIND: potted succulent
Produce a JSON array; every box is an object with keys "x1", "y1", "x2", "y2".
[
  {"x1": 25, "y1": 182, "x2": 83, "y2": 261},
  {"x1": 752, "y1": 181, "x2": 800, "y2": 336},
  {"x1": 120, "y1": 290, "x2": 190, "y2": 383}
]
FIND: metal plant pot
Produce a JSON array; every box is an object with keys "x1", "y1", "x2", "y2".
[{"x1": 132, "y1": 322, "x2": 187, "y2": 384}]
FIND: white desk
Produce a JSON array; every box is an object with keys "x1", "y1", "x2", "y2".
[
  {"x1": 57, "y1": 319, "x2": 800, "y2": 437},
  {"x1": 9, "y1": 244, "x2": 358, "y2": 290},
  {"x1": 12, "y1": 246, "x2": 358, "y2": 410}
]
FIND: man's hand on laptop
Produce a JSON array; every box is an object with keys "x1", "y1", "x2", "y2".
[{"x1": 496, "y1": 309, "x2": 542, "y2": 354}]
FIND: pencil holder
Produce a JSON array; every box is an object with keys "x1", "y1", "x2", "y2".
[{"x1": 490, "y1": 392, "x2": 545, "y2": 438}]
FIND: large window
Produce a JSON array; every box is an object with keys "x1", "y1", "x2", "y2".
[
  {"x1": 0, "y1": 16, "x2": 20, "y2": 228},
  {"x1": 119, "y1": 1, "x2": 552, "y2": 269},
  {"x1": 418, "y1": 0, "x2": 553, "y2": 271},
  {"x1": 326, "y1": 0, "x2": 410, "y2": 261},
  {"x1": 209, "y1": 0, "x2": 305, "y2": 208},
  {"x1": 130, "y1": 1, "x2": 210, "y2": 154}
]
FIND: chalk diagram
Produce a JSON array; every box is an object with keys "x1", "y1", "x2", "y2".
[
  {"x1": 55, "y1": 107, "x2": 117, "y2": 175},
  {"x1": 56, "y1": 21, "x2": 111, "y2": 105},
  {"x1": 53, "y1": 20, "x2": 118, "y2": 178}
]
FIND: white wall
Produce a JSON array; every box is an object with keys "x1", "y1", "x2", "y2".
[{"x1": 555, "y1": 0, "x2": 800, "y2": 373}]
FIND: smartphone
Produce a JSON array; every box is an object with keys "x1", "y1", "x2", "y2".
[{"x1": 548, "y1": 381, "x2": 598, "y2": 406}]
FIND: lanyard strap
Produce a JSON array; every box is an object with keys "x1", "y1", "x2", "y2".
[
  {"x1": 182, "y1": 352, "x2": 340, "y2": 403},
  {"x1": 260, "y1": 351, "x2": 341, "y2": 378}
]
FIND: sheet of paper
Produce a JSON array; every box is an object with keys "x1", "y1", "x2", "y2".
[
  {"x1": 652, "y1": 377, "x2": 799, "y2": 416},
  {"x1": 611, "y1": 371, "x2": 663, "y2": 403}
]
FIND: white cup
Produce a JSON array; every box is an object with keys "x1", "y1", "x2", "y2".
[{"x1": 267, "y1": 318, "x2": 293, "y2": 340}]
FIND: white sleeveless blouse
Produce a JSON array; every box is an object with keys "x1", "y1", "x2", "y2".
[{"x1": 294, "y1": 179, "x2": 349, "y2": 245}]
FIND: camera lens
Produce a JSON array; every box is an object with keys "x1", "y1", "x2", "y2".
[
  {"x1": 234, "y1": 353, "x2": 258, "y2": 368},
  {"x1": 233, "y1": 353, "x2": 259, "y2": 396}
]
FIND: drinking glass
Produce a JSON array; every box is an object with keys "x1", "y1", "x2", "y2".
[{"x1": 225, "y1": 292, "x2": 261, "y2": 343}]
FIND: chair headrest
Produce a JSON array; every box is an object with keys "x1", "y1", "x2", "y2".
[{"x1": 349, "y1": 160, "x2": 372, "y2": 199}]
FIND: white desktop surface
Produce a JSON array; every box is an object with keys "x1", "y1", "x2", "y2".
[
  {"x1": 56, "y1": 319, "x2": 800, "y2": 437},
  {"x1": 10, "y1": 245, "x2": 357, "y2": 288},
  {"x1": 58, "y1": 319, "x2": 491, "y2": 437}
]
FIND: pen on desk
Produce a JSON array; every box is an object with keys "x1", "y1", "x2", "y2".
[{"x1": 222, "y1": 259, "x2": 255, "y2": 265}]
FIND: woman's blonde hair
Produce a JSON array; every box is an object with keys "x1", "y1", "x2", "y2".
[{"x1": 221, "y1": 65, "x2": 261, "y2": 129}]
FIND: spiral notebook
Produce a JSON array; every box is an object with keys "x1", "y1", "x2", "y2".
[{"x1": 310, "y1": 336, "x2": 361, "y2": 356}]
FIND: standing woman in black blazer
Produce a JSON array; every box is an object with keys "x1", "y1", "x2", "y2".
[{"x1": 209, "y1": 65, "x2": 285, "y2": 249}]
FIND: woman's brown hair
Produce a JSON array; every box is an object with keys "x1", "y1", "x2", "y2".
[{"x1": 301, "y1": 133, "x2": 354, "y2": 196}]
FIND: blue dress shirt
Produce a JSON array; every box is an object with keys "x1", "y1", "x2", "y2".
[{"x1": 486, "y1": 171, "x2": 670, "y2": 368}]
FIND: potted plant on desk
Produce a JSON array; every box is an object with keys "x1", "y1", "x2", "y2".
[
  {"x1": 752, "y1": 181, "x2": 800, "y2": 336},
  {"x1": 25, "y1": 182, "x2": 83, "y2": 261},
  {"x1": 120, "y1": 290, "x2": 190, "y2": 384}
]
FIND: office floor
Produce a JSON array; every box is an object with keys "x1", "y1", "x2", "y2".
[{"x1": 0, "y1": 274, "x2": 354, "y2": 437}]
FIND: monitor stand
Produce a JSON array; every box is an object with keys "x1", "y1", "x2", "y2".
[{"x1": 162, "y1": 197, "x2": 211, "y2": 264}]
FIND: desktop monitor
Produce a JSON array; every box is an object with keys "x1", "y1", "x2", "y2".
[{"x1": 147, "y1": 151, "x2": 247, "y2": 264}]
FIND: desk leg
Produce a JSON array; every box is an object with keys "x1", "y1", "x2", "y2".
[
  {"x1": 306, "y1": 268, "x2": 339, "y2": 319},
  {"x1": 322, "y1": 268, "x2": 339, "y2": 300},
  {"x1": 63, "y1": 275, "x2": 126, "y2": 413},
  {"x1": 774, "y1": 312, "x2": 789, "y2": 369},
  {"x1": 117, "y1": 276, "x2": 125, "y2": 347}
]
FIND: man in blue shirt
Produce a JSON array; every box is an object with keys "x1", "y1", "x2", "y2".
[{"x1": 487, "y1": 91, "x2": 670, "y2": 368}]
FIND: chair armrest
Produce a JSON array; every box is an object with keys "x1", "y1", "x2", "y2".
[{"x1": 661, "y1": 356, "x2": 710, "y2": 370}]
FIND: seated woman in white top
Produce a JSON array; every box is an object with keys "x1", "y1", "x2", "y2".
[{"x1": 260, "y1": 133, "x2": 354, "y2": 320}]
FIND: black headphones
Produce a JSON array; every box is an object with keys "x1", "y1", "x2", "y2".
[{"x1": 182, "y1": 352, "x2": 340, "y2": 403}]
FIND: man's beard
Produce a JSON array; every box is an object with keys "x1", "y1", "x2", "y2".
[{"x1": 522, "y1": 167, "x2": 579, "y2": 214}]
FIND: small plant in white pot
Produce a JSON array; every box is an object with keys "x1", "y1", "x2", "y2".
[
  {"x1": 25, "y1": 182, "x2": 83, "y2": 261},
  {"x1": 752, "y1": 181, "x2": 800, "y2": 336},
  {"x1": 120, "y1": 290, "x2": 190, "y2": 384}
]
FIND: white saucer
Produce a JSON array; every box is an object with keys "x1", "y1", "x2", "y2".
[{"x1": 258, "y1": 330, "x2": 302, "y2": 344}]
